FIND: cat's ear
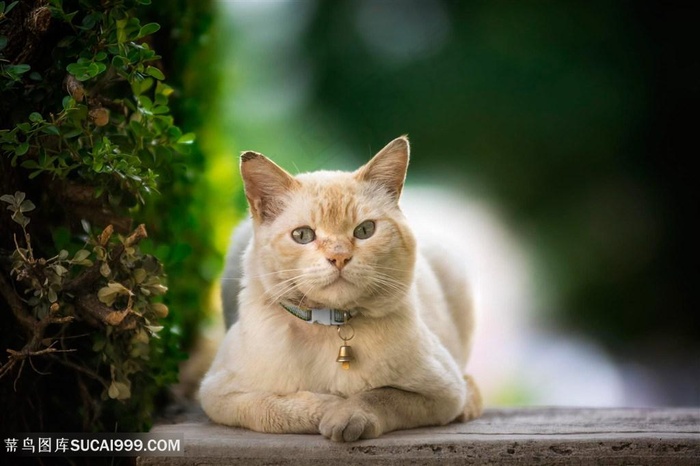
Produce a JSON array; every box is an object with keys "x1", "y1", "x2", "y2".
[
  {"x1": 356, "y1": 135, "x2": 410, "y2": 201},
  {"x1": 240, "y1": 151, "x2": 300, "y2": 222}
]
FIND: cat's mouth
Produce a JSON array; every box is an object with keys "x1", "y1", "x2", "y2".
[{"x1": 325, "y1": 272, "x2": 354, "y2": 288}]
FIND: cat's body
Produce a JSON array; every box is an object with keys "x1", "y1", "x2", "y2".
[{"x1": 200, "y1": 137, "x2": 482, "y2": 441}]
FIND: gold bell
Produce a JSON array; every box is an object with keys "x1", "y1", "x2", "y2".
[{"x1": 336, "y1": 344, "x2": 355, "y2": 370}]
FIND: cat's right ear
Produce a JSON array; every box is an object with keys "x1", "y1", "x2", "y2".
[
  {"x1": 240, "y1": 151, "x2": 299, "y2": 223},
  {"x1": 355, "y1": 136, "x2": 410, "y2": 202}
]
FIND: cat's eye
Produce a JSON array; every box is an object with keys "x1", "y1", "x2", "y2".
[
  {"x1": 353, "y1": 220, "x2": 375, "y2": 239},
  {"x1": 291, "y1": 226, "x2": 316, "y2": 244}
]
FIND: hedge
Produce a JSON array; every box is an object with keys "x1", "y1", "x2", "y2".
[{"x1": 0, "y1": 0, "x2": 217, "y2": 433}]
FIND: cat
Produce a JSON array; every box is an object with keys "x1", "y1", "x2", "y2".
[{"x1": 199, "y1": 136, "x2": 482, "y2": 442}]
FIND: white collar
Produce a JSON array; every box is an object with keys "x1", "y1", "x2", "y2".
[{"x1": 280, "y1": 302, "x2": 354, "y2": 326}]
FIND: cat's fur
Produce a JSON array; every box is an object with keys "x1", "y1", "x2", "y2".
[{"x1": 199, "y1": 136, "x2": 482, "y2": 441}]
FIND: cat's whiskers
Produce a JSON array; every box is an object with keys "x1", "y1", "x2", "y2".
[
  {"x1": 264, "y1": 271, "x2": 319, "y2": 305},
  {"x1": 221, "y1": 268, "x2": 305, "y2": 281},
  {"x1": 350, "y1": 264, "x2": 408, "y2": 292},
  {"x1": 264, "y1": 275, "x2": 310, "y2": 302},
  {"x1": 249, "y1": 267, "x2": 306, "y2": 278},
  {"x1": 297, "y1": 281, "x2": 320, "y2": 309},
  {"x1": 235, "y1": 253, "x2": 410, "y2": 311},
  {"x1": 366, "y1": 271, "x2": 409, "y2": 297},
  {"x1": 372, "y1": 265, "x2": 416, "y2": 277},
  {"x1": 222, "y1": 269, "x2": 315, "y2": 308},
  {"x1": 373, "y1": 265, "x2": 411, "y2": 272},
  {"x1": 370, "y1": 280, "x2": 404, "y2": 296},
  {"x1": 374, "y1": 270, "x2": 408, "y2": 286}
]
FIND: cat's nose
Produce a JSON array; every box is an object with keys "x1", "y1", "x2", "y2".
[{"x1": 327, "y1": 253, "x2": 352, "y2": 270}]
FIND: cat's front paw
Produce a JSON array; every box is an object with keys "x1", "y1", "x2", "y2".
[{"x1": 319, "y1": 404, "x2": 382, "y2": 442}]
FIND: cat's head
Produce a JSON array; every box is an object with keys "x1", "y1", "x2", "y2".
[{"x1": 240, "y1": 136, "x2": 416, "y2": 317}]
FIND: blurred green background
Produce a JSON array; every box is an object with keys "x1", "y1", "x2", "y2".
[{"x1": 196, "y1": 1, "x2": 696, "y2": 406}]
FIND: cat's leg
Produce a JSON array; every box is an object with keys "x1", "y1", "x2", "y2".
[
  {"x1": 456, "y1": 374, "x2": 483, "y2": 421},
  {"x1": 200, "y1": 375, "x2": 343, "y2": 433},
  {"x1": 319, "y1": 385, "x2": 467, "y2": 442}
]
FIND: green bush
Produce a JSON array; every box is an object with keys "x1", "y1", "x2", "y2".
[{"x1": 0, "y1": 0, "x2": 216, "y2": 433}]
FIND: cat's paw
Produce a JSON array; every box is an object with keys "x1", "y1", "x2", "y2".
[
  {"x1": 319, "y1": 404, "x2": 381, "y2": 442},
  {"x1": 461, "y1": 374, "x2": 483, "y2": 421}
]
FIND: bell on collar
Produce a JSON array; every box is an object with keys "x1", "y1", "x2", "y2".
[{"x1": 336, "y1": 344, "x2": 355, "y2": 370}]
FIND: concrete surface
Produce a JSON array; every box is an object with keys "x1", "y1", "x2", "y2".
[{"x1": 138, "y1": 407, "x2": 699, "y2": 465}]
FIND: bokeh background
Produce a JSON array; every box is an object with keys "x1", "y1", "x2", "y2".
[{"x1": 190, "y1": 1, "x2": 697, "y2": 407}]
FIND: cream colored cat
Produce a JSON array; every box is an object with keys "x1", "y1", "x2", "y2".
[{"x1": 199, "y1": 136, "x2": 482, "y2": 442}]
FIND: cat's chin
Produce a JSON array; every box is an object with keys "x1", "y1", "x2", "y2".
[
  {"x1": 295, "y1": 296, "x2": 356, "y2": 311},
  {"x1": 295, "y1": 278, "x2": 360, "y2": 310}
]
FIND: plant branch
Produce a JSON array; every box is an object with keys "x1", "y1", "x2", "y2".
[
  {"x1": 49, "y1": 354, "x2": 109, "y2": 389},
  {"x1": 0, "y1": 270, "x2": 36, "y2": 330}
]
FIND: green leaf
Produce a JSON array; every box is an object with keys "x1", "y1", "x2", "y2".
[
  {"x1": 116, "y1": 18, "x2": 129, "y2": 43},
  {"x1": 166, "y1": 126, "x2": 183, "y2": 140},
  {"x1": 63, "y1": 11, "x2": 78, "y2": 24},
  {"x1": 112, "y1": 55, "x2": 127, "y2": 68},
  {"x1": 0, "y1": 36, "x2": 8, "y2": 52},
  {"x1": 63, "y1": 128, "x2": 83, "y2": 139},
  {"x1": 152, "y1": 105, "x2": 170, "y2": 115},
  {"x1": 4, "y1": 64, "x2": 30, "y2": 79},
  {"x1": 41, "y1": 125, "x2": 60, "y2": 135},
  {"x1": 15, "y1": 142, "x2": 29, "y2": 155},
  {"x1": 87, "y1": 62, "x2": 101, "y2": 77},
  {"x1": 56, "y1": 36, "x2": 76, "y2": 48},
  {"x1": 66, "y1": 62, "x2": 91, "y2": 81},
  {"x1": 138, "y1": 22, "x2": 160, "y2": 38},
  {"x1": 92, "y1": 62, "x2": 107, "y2": 76},
  {"x1": 29, "y1": 112, "x2": 43, "y2": 122},
  {"x1": 131, "y1": 77, "x2": 154, "y2": 96},
  {"x1": 129, "y1": 120, "x2": 146, "y2": 137},
  {"x1": 145, "y1": 66, "x2": 165, "y2": 80},
  {"x1": 62, "y1": 96, "x2": 74, "y2": 110},
  {"x1": 20, "y1": 160, "x2": 40, "y2": 169},
  {"x1": 177, "y1": 133, "x2": 196, "y2": 144},
  {"x1": 137, "y1": 95, "x2": 153, "y2": 111},
  {"x1": 12, "y1": 64, "x2": 30, "y2": 73},
  {"x1": 5, "y1": 1, "x2": 19, "y2": 15},
  {"x1": 80, "y1": 12, "x2": 100, "y2": 30}
]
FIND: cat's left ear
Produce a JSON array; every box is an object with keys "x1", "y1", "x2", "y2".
[{"x1": 355, "y1": 135, "x2": 410, "y2": 201}]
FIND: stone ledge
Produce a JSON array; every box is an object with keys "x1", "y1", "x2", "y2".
[{"x1": 138, "y1": 407, "x2": 700, "y2": 465}]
